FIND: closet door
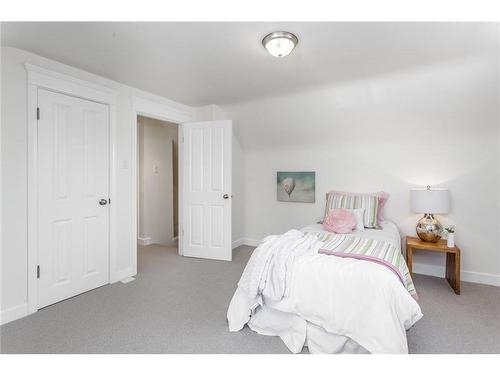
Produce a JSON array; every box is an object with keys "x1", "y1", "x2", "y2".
[{"x1": 37, "y1": 88, "x2": 110, "y2": 308}]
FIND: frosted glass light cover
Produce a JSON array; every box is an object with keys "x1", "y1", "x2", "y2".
[
  {"x1": 262, "y1": 31, "x2": 298, "y2": 57},
  {"x1": 410, "y1": 187, "x2": 450, "y2": 214},
  {"x1": 264, "y1": 37, "x2": 296, "y2": 57}
]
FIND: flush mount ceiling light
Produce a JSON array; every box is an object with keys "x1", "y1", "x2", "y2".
[{"x1": 262, "y1": 31, "x2": 298, "y2": 57}]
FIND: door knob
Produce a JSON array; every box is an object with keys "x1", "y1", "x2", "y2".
[
  {"x1": 99, "y1": 199, "x2": 108, "y2": 206},
  {"x1": 223, "y1": 194, "x2": 229, "y2": 199}
]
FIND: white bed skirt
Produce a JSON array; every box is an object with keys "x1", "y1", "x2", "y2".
[{"x1": 229, "y1": 288, "x2": 369, "y2": 354}]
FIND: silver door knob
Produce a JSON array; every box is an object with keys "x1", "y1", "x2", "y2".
[
  {"x1": 223, "y1": 194, "x2": 229, "y2": 199},
  {"x1": 99, "y1": 199, "x2": 108, "y2": 206}
]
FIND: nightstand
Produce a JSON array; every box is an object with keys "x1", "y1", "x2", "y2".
[{"x1": 405, "y1": 236, "x2": 461, "y2": 295}]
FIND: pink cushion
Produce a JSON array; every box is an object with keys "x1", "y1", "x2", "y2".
[
  {"x1": 323, "y1": 208, "x2": 356, "y2": 234},
  {"x1": 327, "y1": 190, "x2": 389, "y2": 224}
]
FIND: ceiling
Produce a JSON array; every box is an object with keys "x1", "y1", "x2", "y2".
[{"x1": 1, "y1": 22, "x2": 497, "y2": 106}]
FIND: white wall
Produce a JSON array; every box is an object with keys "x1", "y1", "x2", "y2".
[
  {"x1": 223, "y1": 54, "x2": 500, "y2": 285},
  {"x1": 138, "y1": 116, "x2": 178, "y2": 246},
  {"x1": 0, "y1": 47, "x2": 195, "y2": 323}
]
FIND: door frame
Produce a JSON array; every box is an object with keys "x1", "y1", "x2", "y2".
[
  {"x1": 26, "y1": 64, "x2": 118, "y2": 314},
  {"x1": 131, "y1": 96, "x2": 193, "y2": 260}
]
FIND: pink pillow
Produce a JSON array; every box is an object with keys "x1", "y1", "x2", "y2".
[
  {"x1": 323, "y1": 208, "x2": 356, "y2": 234},
  {"x1": 327, "y1": 190, "x2": 390, "y2": 224}
]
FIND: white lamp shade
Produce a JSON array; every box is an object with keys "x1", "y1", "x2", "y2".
[{"x1": 410, "y1": 187, "x2": 450, "y2": 214}]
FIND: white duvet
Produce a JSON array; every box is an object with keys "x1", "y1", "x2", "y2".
[{"x1": 227, "y1": 222, "x2": 423, "y2": 354}]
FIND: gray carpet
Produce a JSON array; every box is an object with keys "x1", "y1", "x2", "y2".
[{"x1": 1, "y1": 245, "x2": 499, "y2": 354}]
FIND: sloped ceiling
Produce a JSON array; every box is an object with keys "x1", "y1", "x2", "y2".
[{"x1": 2, "y1": 22, "x2": 497, "y2": 106}]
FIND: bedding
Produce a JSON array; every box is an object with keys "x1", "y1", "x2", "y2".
[
  {"x1": 325, "y1": 191, "x2": 390, "y2": 226},
  {"x1": 227, "y1": 221, "x2": 422, "y2": 354},
  {"x1": 322, "y1": 208, "x2": 356, "y2": 233},
  {"x1": 347, "y1": 208, "x2": 365, "y2": 232},
  {"x1": 313, "y1": 232, "x2": 417, "y2": 298},
  {"x1": 302, "y1": 221, "x2": 402, "y2": 252},
  {"x1": 236, "y1": 229, "x2": 323, "y2": 305},
  {"x1": 324, "y1": 193, "x2": 380, "y2": 228}
]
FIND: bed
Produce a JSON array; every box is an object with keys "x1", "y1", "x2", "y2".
[{"x1": 227, "y1": 220, "x2": 423, "y2": 354}]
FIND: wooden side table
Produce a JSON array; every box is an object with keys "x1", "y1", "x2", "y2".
[{"x1": 405, "y1": 236, "x2": 461, "y2": 295}]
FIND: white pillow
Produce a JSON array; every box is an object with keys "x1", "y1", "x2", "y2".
[{"x1": 347, "y1": 208, "x2": 365, "y2": 232}]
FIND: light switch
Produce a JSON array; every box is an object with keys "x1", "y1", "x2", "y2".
[
  {"x1": 153, "y1": 165, "x2": 159, "y2": 174},
  {"x1": 121, "y1": 160, "x2": 129, "y2": 170}
]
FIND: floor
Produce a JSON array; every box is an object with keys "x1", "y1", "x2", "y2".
[{"x1": 1, "y1": 245, "x2": 499, "y2": 354}]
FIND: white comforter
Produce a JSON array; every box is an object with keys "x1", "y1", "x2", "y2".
[
  {"x1": 237, "y1": 229, "x2": 323, "y2": 304},
  {"x1": 227, "y1": 224, "x2": 423, "y2": 354}
]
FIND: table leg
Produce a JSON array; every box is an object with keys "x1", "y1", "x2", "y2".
[
  {"x1": 446, "y1": 252, "x2": 461, "y2": 295},
  {"x1": 407, "y1": 246, "x2": 413, "y2": 276}
]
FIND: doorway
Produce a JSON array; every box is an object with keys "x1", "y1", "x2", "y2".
[
  {"x1": 131, "y1": 97, "x2": 233, "y2": 265},
  {"x1": 137, "y1": 116, "x2": 179, "y2": 250}
]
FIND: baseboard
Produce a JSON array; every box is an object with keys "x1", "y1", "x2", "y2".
[
  {"x1": 137, "y1": 237, "x2": 152, "y2": 246},
  {"x1": 120, "y1": 276, "x2": 135, "y2": 284},
  {"x1": 232, "y1": 238, "x2": 261, "y2": 248},
  {"x1": 232, "y1": 238, "x2": 245, "y2": 249},
  {"x1": 0, "y1": 303, "x2": 28, "y2": 325},
  {"x1": 413, "y1": 263, "x2": 500, "y2": 287},
  {"x1": 243, "y1": 238, "x2": 261, "y2": 247},
  {"x1": 110, "y1": 267, "x2": 136, "y2": 284},
  {"x1": 412, "y1": 263, "x2": 445, "y2": 278}
]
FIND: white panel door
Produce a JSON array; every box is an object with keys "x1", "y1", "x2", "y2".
[
  {"x1": 38, "y1": 89, "x2": 110, "y2": 308},
  {"x1": 182, "y1": 121, "x2": 232, "y2": 261}
]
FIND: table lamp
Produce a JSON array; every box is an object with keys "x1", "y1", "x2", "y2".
[{"x1": 410, "y1": 186, "x2": 450, "y2": 242}]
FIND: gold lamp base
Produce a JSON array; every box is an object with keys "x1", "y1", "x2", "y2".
[{"x1": 416, "y1": 213, "x2": 443, "y2": 242}]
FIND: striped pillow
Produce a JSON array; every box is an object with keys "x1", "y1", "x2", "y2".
[{"x1": 324, "y1": 193, "x2": 380, "y2": 228}]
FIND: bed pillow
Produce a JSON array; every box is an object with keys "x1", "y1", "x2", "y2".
[
  {"x1": 327, "y1": 190, "x2": 389, "y2": 225},
  {"x1": 324, "y1": 193, "x2": 380, "y2": 228},
  {"x1": 347, "y1": 208, "x2": 365, "y2": 232},
  {"x1": 323, "y1": 208, "x2": 356, "y2": 234}
]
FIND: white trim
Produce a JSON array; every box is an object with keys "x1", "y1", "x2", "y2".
[
  {"x1": 132, "y1": 96, "x2": 192, "y2": 124},
  {"x1": 120, "y1": 277, "x2": 136, "y2": 284},
  {"x1": 412, "y1": 262, "x2": 444, "y2": 278},
  {"x1": 108, "y1": 105, "x2": 118, "y2": 283},
  {"x1": 0, "y1": 303, "x2": 28, "y2": 326},
  {"x1": 113, "y1": 267, "x2": 136, "y2": 284},
  {"x1": 25, "y1": 64, "x2": 118, "y2": 98},
  {"x1": 137, "y1": 237, "x2": 153, "y2": 246},
  {"x1": 131, "y1": 96, "x2": 194, "y2": 263},
  {"x1": 26, "y1": 64, "x2": 118, "y2": 316},
  {"x1": 232, "y1": 238, "x2": 245, "y2": 249},
  {"x1": 27, "y1": 82, "x2": 38, "y2": 315},
  {"x1": 413, "y1": 263, "x2": 500, "y2": 287},
  {"x1": 240, "y1": 238, "x2": 262, "y2": 247},
  {"x1": 25, "y1": 64, "x2": 118, "y2": 105},
  {"x1": 178, "y1": 125, "x2": 185, "y2": 255}
]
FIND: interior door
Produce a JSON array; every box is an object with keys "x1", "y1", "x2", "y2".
[
  {"x1": 37, "y1": 88, "x2": 110, "y2": 308},
  {"x1": 182, "y1": 120, "x2": 232, "y2": 261}
]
